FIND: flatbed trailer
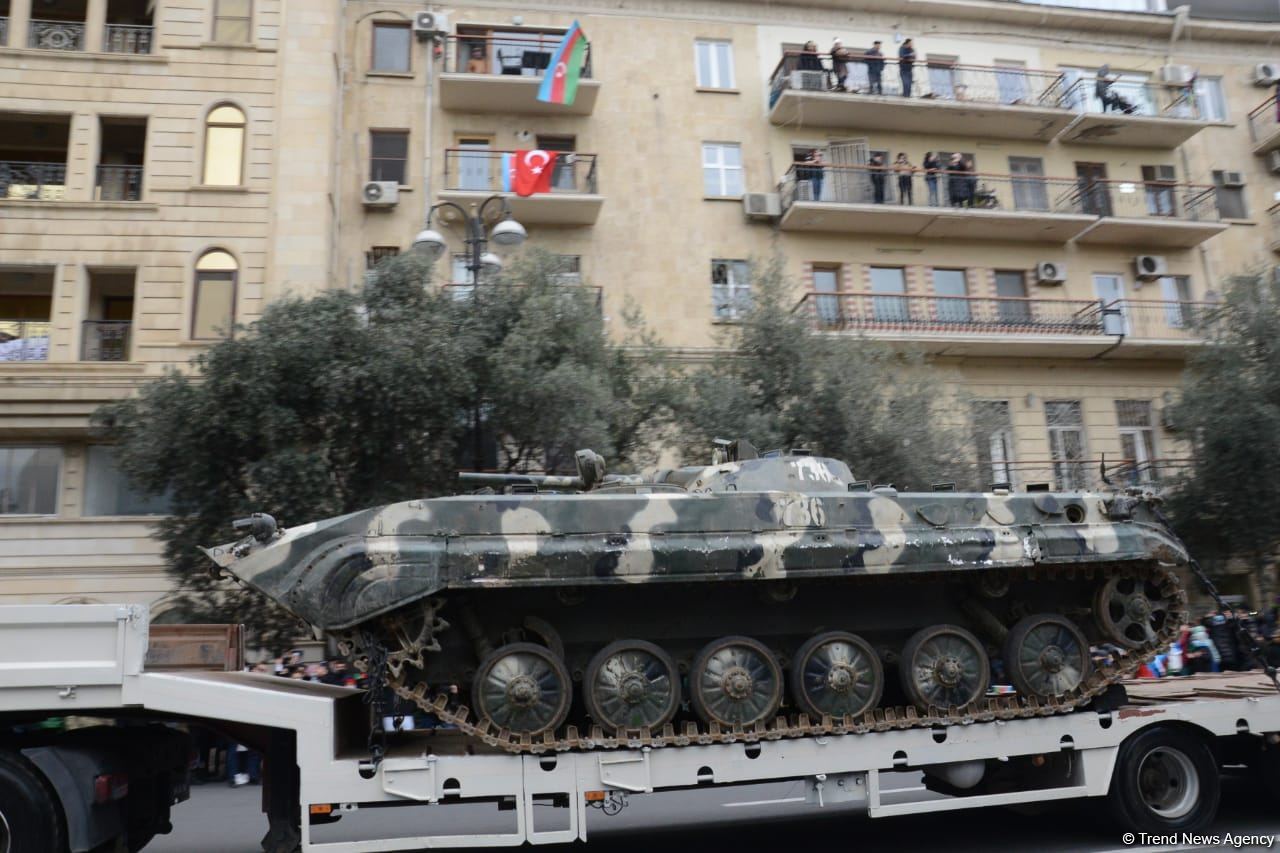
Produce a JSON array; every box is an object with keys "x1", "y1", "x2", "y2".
[{"x1": 2, "y1": 604, "x2": 1279, "y2": 852}]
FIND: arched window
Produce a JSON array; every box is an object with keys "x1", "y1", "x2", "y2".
[
  {"x1": 202, "y1": 104, "x2": 246, "y2": 186},
  {"x1": 192, "y1": 250, "x2": 238, "y2": 339}
]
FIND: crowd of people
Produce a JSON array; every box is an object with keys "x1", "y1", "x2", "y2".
[
  {"x1": 796, "y1": 36, "x2": 917, "y2": 96},
  {"x1": 1126, "y1": 605, "x2": 1280, "y2": 678},
  {"x1": 795, "y1": 148, "x2": 990, "y2": 208}
]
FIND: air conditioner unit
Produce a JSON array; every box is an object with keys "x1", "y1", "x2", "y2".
[
  {"x1": 1158, "y1": 65, "x2": 1194, "y2": 85},
  {"x1": 1254, "y1": 63, "x2": 1280, "y2": 86},
  {"x1": 1034, "y1": 261, "x2": 1067, "y2": 286},
  {"x1": 1221, "y1": 170, "x2": 1246, "y2": 188},
  {"x1": 743, "y1": 192, "x2": 781, "y2": 219},
  {"x1": 1268, "y1": 151, "x2": 1280, "y2": 175},
  {"x1": 412, "y1": 10, "x2": 448, "y2": 40},
  {"x1": 362, "y1": 181, "x2": 400, "y2": 207},
  {"x1": 790, "y1": 70, "x2": 828, "y2": 91},
  {"x1": 1134, "y1": 254, "x2": 1168, "y2": 280}
]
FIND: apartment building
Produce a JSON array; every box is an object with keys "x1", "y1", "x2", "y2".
[{"x1": 3, "y1": 0, "x2": 1280, "y2": 611}]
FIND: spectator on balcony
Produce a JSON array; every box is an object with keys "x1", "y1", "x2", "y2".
[
  {"x1": 869, "y1": 152, "x2": 888, "y2": 204},
  {"x1": 466, "y1": 44, "x2": 487, "y2": 74},
  {"x1": 893, "y1": 153, "x2": 914, "y2": 205},
  {"x1": 946, "y1": 152, "x2": 970, "y2": 207},
  {"x1": 1095, "y1": 69, "x2": 1137, "y2": 114},
  {"x1": 865, "y1": 41, "x2": 885, "y2": 95},
  {"x1": 798, "y1": 40, "x2": 823, "y2": 72},
  {"x1": 797, "y1": 148, "x2": 825, "y2": 201},
  {"x1": 830, "y1": 39, "x2": 852, "y2": 91},
  {"x1": 964, "y1": 157, "x2": 981, "y2": 207},
  {"x1": 922, "y1": 151, "x2": 941, "y2": 206},
  {"x1": 898, "y1": 39, "x2": 916, "y2": 97}
]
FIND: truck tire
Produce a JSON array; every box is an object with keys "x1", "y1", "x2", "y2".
[
  {"x1": 1108, "y1": 727, "x2": 1219, "y2": 834},
  {"x1": 0, "y1": 751, "x2": 67, "y2": 853}
]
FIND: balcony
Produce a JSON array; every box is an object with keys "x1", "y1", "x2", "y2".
[
  {"x1": 439, "y1": 34, "x2": 599, "y2": 116},
  {"x1": 438, "y1": 150, "x2": 603, "y2": 226},
  {"x1": 1068, "y1": 180, "x2": 1226, "y2": 248},
  {"x1": 768, "y1": 53, "x2": 1075, "y2": 141},
  {"x1": 0, "y1": 162, "x2": 67, "y2": 201},
  {"x1": 28, "y1": 18, "x2": 84, "y2": 51},
  {"x1": 0, "y1": 320, "x2": 51, "y2": 362},
  {"x1": 794, "y1": 291, "x2": 1209, "y2": 358},
  {"x1": 777, "y1": 164, "x2": 1226, "y2": 248},
  {"x1": 778, "y1": 164, "x2": 1094, "y2": 242},
  {"x1": 103, "y1": 23, "x2": 151, "y2": 54},
  {"x1": 1056, "y1": 78, "x2": 1212, "y2": 148},
  {"x1": 1249, "y1": 96, "x2": 1280, "y2": 155},
  {"x1": 81, "y1": 321, "x2": 131, "y2": 361}
]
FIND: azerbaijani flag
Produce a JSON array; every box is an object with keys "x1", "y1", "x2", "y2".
[
  {"x1": 500, "y1": 153, "x2": 515, "y2": 192},
  {"x1": 536, "y1": 21, "x2": 587, "y2": 106}
]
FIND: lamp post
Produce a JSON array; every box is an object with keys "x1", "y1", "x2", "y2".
[{"x1": 412, "y1": 195, "x2": 527, "y2": 284}]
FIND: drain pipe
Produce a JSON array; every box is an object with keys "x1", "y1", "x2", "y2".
[
  {"x1": 421, "y1": 32, "x2": 436, "y2": 240},
  {"x1": 1166, "y1": 4, "x2": 1217, "y2": 291}
]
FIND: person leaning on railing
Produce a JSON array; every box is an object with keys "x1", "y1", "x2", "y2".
[
  {"x1": 898, "y1": 38, "x2": 916, "y2": 97},
  {"x1": 830, "y1": 38, "x2": 851, "y2": 91},
  {"x1": 865, "y1": 41, "x2": 885, "y2": 95},
  {"x1": 922, "y1": 152, "x2": 941, "y2": 207}
]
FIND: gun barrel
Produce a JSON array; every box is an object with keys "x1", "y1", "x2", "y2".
[{"x1": 458, "y1": 472, "x2": 586, "y2": 490}]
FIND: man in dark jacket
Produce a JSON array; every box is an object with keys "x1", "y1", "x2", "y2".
[
  {"x1": 865, "y1": 41, "x2": 885, "y2": 95},
  {"x1": 898, "y1": 38, "x2": 916, "y2": 97},
  {"x1": 1207, "y1": 612, "x2": 1240, "y2": 671}
]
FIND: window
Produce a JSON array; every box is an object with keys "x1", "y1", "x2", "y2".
[
  {"x1": 550, "y1": 255, "x2": 582, "y2": 285},
  {"x1": 926, "y1": 56, "x2": 959, "y2": 99},
  {"x1": 995, "y1": 270, "x2": 1031, "y2": 323},
  {"x1": 972, "y1": 401, "x2": 1015, "y2": 488},
  {"x1": 1160, "y1": 275, "x2": 1194, "y2": 328},
  {"x1": 932, "y1": 269, "x2": 969, "y2": 322},
  {"x1": 1142, "y1": 165, "x2": 1178, "y2": 217},
  {"x1": 192, "y1": 249, "x2": 237, "y2": 339},
  {"x1": 1115, "y1": 400, "x2": 1157, "y2": 485},
  {"x1": 1212, "y1": 171, "x2": 1248, "y2": 220},
  {"x1": 994, "y1": 60, "x2": 1029, "y2": 104},
  {"x1": 371, "y1": 22, "x2": 411, "y2": 73},
  {"x1": 695, "y1": 39, "x2": 734, "y2": 89},
  {"x1": 1194, "y1": 76, "x2": 1226, "y2": 122},
  {"x1": 869, "y1": 266, "x2": 908, "y2": 322},
  {"x1": 812, "y1": 265, "x2": 842, "y2": 326},
  {"x1": 212, "y1": 0, "x2": 252, "y2": 42},
  {"x1": 84, "y1": 446, "x2": 170, "y2": 516},
  {"x1": 365, "y1": 246, "x2": 400, "y2": 269},
  {"x1": 202, "y1": 104, "x2": 245, "y2": 186},
  {"x1": 711, "y1": 259, "x2": 750, "y2": 320},
  {"x1": 370, "y1": 131, "x2": 409, "y2": 184},
  {"x1": 1046, "y1": 401, "x2": 1087, "y2": 491},
  {"x1": 701, "y1": 143, "x2": 743, "y2": 197},
  {"x1": 0, "y1": 446, "x2": 59, "y2": 515}
]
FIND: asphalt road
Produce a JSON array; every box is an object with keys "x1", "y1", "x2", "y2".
[{"x1": 149, "y1": 770, "x2": 1280, "y2": 852}]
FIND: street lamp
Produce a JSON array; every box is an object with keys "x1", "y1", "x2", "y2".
[{"x1": 412, "y1": 195, "x2": 526, "y2": 284}]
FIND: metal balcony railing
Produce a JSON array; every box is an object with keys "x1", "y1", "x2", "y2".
[
  {"x1": 443, "y1": 33, "x2": 592, "y2": 78},
  {"x1": 779, "y1": 163, "x2": 1221, "y2": 222},
  {"x1": 28, "y1": 19, "x2": 85, "y2": 51},
  {"x1": 1059, "y1": 77, "x2": 1203, "y2": 120},
  {"x1": 443, "y1": 150, "x2": 599, "y2": 194},
  {"x1": 81, "y1": 320, "x2": 132, "y2": 361},
  {"x1": 103, "y1": 23, "x2": 153, "y2": 54},
  {"x1": 768, "y1": 52, "x2": 1068, "y2": 108},
  {"x1": 0, "y1": 320, "x2": 52, "y2": 362},
  {"x1": 0, "y1": 161, "x2": 68, "y2": 201},
  {"x1": 96, "y1": 164, "x2": 144, "y2": 201},
  {"x1": 794, "y1": 291, "x2": 1211, "y2": 342},
  {"x1": 1249, "y1": 96, "x2": 1280, "y2": 146}
]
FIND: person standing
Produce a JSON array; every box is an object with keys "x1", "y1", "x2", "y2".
[
  {"x1": 898, "y1": 38, "x2": 916, "y2": 97},
  {"x1": 831, "y1": 38, "x2": 851, "y2": 91},
  {"x1": 893, "y1": 153, "x2": 914, "y2": 205},
  {"x1": 946, "y1": 152, "x2": 966, "y2": 206},
  {"x1": 865, "y1": 41, "x2": 885, "y2": 95},
  {"x1": 798, "y1": 148, "x2": 825, "y2": 201},
  {"x1": 964, "y1": 156, "x2": 979, "y2": 207},
  {"x1": 869, "y1": 152, "x2": 887, "y2": 203},
  {"x1": 922, "y1": 151, "x2": 941, "y2": 206}
]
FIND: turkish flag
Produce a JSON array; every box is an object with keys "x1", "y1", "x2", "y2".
[{"x1": 512, "y1": 149, "x2": 558, "y2": 197}]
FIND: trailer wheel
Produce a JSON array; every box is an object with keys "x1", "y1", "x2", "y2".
[
  {"x1": 1108, "y1": 727, "x2": 1219, "y2": 834},
  {"x1": 0, "y1": 751, "x2": 67, "y2": 853}
]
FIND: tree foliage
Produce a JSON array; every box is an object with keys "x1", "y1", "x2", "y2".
[
  {"x1": 94, "y1": 250, "x2": 671, "y2": 645},
  {"x1": 671, "y1": 259, "x2": 976, "y2": 489},
  {"x1": 1166, "y1": 274, "x2": 1280, "y2": 578}
]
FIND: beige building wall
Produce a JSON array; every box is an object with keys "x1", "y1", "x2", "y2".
[{"x1": 2, "y1": 0, "x2": 1279, "y2": 610}]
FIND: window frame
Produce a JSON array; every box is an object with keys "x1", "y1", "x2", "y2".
[
  {"x1": 1194, "y1": 75, "x2": 1227, "y2": 122},
  {"x1": 212, "y1": 0, "x2": 253, "y2": 43},
  {"x1": 201, "y1": 103, "x2": 247, "y2": 187},
  {"x1": 694, "y1": 38, "x2": 735, "y2": 90},
  {"x1": 0, "y1": 445, "x2": 61, "y2": 516},
  {"x1": 1115, "y1": 399, "x2": 1158, "y2": 485},
  {"x1": 83, "y1": 445, "x2": 171, "y2": 517},
  {"x1": 1212, "y1": 170, "x2": 1248, "y2": 220},
  {"x1": 701, "y1": 142, "x2": 744, "y2": 198},
  {"x1": 1045, "y1": 400, "x2": 1088, "y2": 491},
  {"x1": 371, "y1": 20, "x2": 413, "y2": 73},
  {"x1": 711, "y1": 258, "x2": 751, "y2": 321},
  {"x1": 370, "y1": 129, "x2": 410, "y2": 185},
  {"x1": 191, "y1": 249, "x2": 238, "y2": 341},
  {"x1": 971, "y1": 400, "x2": 1016, "y2": 488}
]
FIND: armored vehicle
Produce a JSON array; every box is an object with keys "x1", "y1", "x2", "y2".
[{"x1": 206, "y1": 441, "x2": 1188, "y2": 753}]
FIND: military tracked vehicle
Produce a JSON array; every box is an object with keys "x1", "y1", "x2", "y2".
[{"x1": 205, "y1": 440, "x2": 1189, "y2": 753}]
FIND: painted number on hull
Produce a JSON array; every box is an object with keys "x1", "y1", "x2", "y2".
[{"x1": 778, "y1": 495, "x2": 826, "y2": 528}]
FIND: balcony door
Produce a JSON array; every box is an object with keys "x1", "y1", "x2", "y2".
[
  {"x1": 825, "y1": 137, "x2": 868, "y2": 203},
  {"x1": 1009, "y1": 156, "x2": 1048, "y2": 211},
  {"x1": 812, "y1": 265, "x2": 842, "y2": 326},
  {"x1": 1093, "y1": 273, "x2": 1129, "y2": 335},
  {"x1": 869, "y1": 266, "x2": 908, "y2": 322},
  {"x1": 995, "y1": 61, "x2": 1030, "y2": 104},
  {"x1": 932, "y1": 268, "x2": 970, "y2": 322},
  {"x1": 536, "y1": 134, "x2": 577, "y2": 191},
  {"x1": 926, "y1": 57, "x2": 958, "y2": 99},
  {"x1": 1160, "y1": 275, "x2": 1193, "y2": 328},
  {"x1": 995, "y1": 270, "x2": 1031, "y2": 323},
  {"x1": 1075, "y1": 162, "x2": 1112, "y2": 217},
  {"x1": 456, "y1": 136, "x2": 493, "y2": 191}
]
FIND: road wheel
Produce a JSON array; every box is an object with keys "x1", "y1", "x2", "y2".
[
  {"x1": 690, "y1": 636, "x2": 783, "y2": 727},
  {"x1": 1108, "y1": 726, "x2": 1219, "y2": 834},
  {"x1": 790, "y1": 631, "x2": 883, "y2": 720},
  {"x1": 471, "y1": 642, "x2": 571, "y2": 736},
  {"x1": 1003, "y1": 614, "x2": 1091, "y2": 700},
  {"x1": 900, "y1": 624, "x2": 990, "y2": 711},
  {"x1": 583, "y1": 640, "x2": 681, "y2": 733},
  {"x1": 0, "y1": 750, "x2": 67, "y2": 853}
]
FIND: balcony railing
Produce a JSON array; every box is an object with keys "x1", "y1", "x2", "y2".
[
  {"x1": 443, "y1": 33, "x2": 592, "y2": 78},
  {"x1": 81, "y1": 320, "x2": 132, "y2": 361},
  {"x1": 0, "y1": 320, "x2": 52, "y2": 362},
  {"x1": 103, "y1": 23, "x2": 153, "y2": 54},
  {"x1": 443, "y1": 150, "x2": 599, "y2": 194},
  {"x1": 96, "y1": 164, "x2": 144, "y2": 201},
  {"x1": 0, "y1": 161, "x2": 68, "y2": 201},
  {"x1": 1249, "y1": 95, "x2": 1280, "y2": 148},
  {"x1": 768, "y1": 52, "x2": 1068, "y2": 109},
  {"x1": 28, "y1": 19, "x2": 85, "y2": 51},
  {"x1": 1059, "y1": 77, "x2": 1203, "y2": 120},
  {"x1": 780, "y1": 162, "x2": 1221, "y2": 222}
]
